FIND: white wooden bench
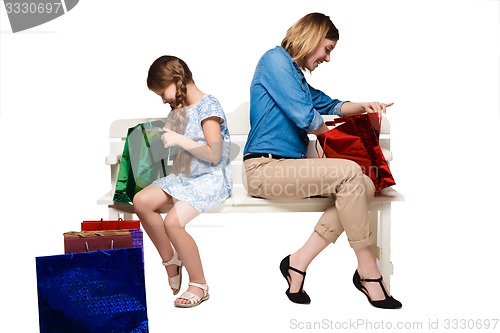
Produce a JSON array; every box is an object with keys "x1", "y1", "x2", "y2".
[{"x1": 97, "y1": 102, "x2": 404, "y2": 289}]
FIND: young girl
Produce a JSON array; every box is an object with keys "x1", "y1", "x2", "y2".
[
  {"x1": 133, "y1": 55, "x2": 232, "y2": 308},
  {"x1": 244, "y1": 13, "x2": 401, "y2": 309}
]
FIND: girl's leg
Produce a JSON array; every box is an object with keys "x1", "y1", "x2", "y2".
[
  {"x1": 133, "y1": 184, "x2": 180, "y2": 293},
  {"x1": 163, "y1": 200, "x2": 205, "y2": 305}
]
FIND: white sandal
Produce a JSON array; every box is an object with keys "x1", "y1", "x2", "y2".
[
  {"x1": 174, "y1": 282, "x2": 210, "y2": 308},
  {"x1": 162, "y1": 249, "x2": 183, "y2": 295}
]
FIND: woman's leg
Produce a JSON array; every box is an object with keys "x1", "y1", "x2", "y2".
[
  {"x1": 288, "y1": 231, "x2": 330, "y2": 293},
  {"x1": 245, "y1": 158, "x2": 391, "y2": 301},
  {"x1": 354, "y1": 246, "x2": 392, "y2": 300},
  {"x1": 133, "y1": 184, "x2": 180, "y2": 293},
  {"x1": 314, "y1": 173, "x2": 391, "y2": 300},
  {"x1": 315, "y1": 174, "x2": 392, "y2": 301},
  {"x1": 245, "y1": 158, "x2": 361, "y2": 293},
  {"x1": 163, "y1": 200, "x2": 205, "y2": 305}
]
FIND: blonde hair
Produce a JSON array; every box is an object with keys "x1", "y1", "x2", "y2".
[
  {"x1": 147, "y1": 56, "x2": 194, "y2": 175},
  {"x1": 281, "y1": 13, "x2": 339, "y2": 70}
]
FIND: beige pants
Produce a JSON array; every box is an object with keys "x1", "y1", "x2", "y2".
[{"x1": 243, "y1": 157, "x2": 375, "y2": 248}]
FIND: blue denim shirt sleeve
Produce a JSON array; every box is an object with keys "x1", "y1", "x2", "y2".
[
  {"x1": 309, "y1": 85, "x2": 346, "y2": 117},
  {"x1": 259, "y1": 50, "x2": 322, "y2": 131},
  {"x1": 307, "y1": 110, "x2": 325, "y2": 132}
]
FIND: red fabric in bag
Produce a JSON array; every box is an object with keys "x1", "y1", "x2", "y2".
[{"x1": 316, "y1": 113, "x2": 396, "y2": 192}]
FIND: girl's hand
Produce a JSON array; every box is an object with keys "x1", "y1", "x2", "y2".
[
  {"x1": 161, "y1": 129, "x2": 182, "y2": 148},
  {"x1": 361, "y1": 102, "x2": 394, "y2": 119}
]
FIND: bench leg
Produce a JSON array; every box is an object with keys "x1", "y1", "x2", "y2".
[
  {"x1": 369, "y1": 208, "x2": 380, "y2": 260},
  {"x1": 369, "y1": 201, "x2": 394, "y2": 292},
  {"x1": 108, "y1": 207, "x2": 120, "y2": 220},
  {"x1": 108, "y1": 206, "x2": 135, "y2": 220},
  {"x1": 122, "y1": 212, "x2": 135, "y2": 220}
]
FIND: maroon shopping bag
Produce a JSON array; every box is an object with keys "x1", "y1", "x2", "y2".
[
  {"x1": 80, "y1": 218, "x2": 144, "y2": 261},
  {"x1": 316, "y1": 113, "x2": 396, "y2": 191},
  {"x1": 63, "y1": 230, "x2": 133, "y2": 254}
]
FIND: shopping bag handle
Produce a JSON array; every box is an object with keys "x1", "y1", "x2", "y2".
[
  {"x1": 85, "y1": 240, "x2": 115, "y2": 252},
  {"x1": 316, "y1": 118, "x2": 345, "y2": 158},
  {"x1": 324, "y1": 118, "x2": 345, "y2": 127},
  {"x1": 315, "y1": 135, "x2": 327, "y2": 159},
  {"x1": 325, "y1": 114, "x2": 382, "y2": 128}
]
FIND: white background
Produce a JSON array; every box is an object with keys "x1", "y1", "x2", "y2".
[{"x1": 1, "y1": 0, "x2": 499, "y2": 332}]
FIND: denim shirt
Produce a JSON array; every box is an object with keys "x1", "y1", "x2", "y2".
[{"x1": 244, "y1": 46, "x2": 345, "y2": 158}]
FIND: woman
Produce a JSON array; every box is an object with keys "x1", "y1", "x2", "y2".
[
  {"x1": 134, "y1": 55, "x2": 232, "y2": 308},
  {"x1": 243, "y1": 13, "x2": 401, "y2": 309}
]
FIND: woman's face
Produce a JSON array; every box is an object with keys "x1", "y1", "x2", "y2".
[
  {"x1": 155, "y1": 83, "x2": 176, "y2": 108},
  {"x1": 302, "y1": 38, "x2": 337, "y2": 72}
]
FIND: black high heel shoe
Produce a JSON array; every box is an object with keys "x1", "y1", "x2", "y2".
[
  {"x1": 279, "y1": 255, "x2": 311, "y2": 304},
  {"x1": 353, "y1": 270, "x2": 402, "y2": 309}
]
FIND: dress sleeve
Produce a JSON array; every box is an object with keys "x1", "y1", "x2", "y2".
[{"x1": 199, "y1": 95, "x2": 226, "y2": 125}]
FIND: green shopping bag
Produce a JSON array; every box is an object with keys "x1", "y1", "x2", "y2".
[{"x1": 113, "y1": 120, "x2": 175, "y2": 204}]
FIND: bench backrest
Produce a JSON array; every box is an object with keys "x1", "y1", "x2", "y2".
[{"x1": 106, "y1": 102, "x2": 392, "y2": 188}]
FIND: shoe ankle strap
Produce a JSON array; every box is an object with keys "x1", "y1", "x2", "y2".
[
  {"x1": 360, "y1": 276, "x2": 383, "y2": 283},
  {"x1": 188, "y1": 282, "x2": 208, "y2": 292},
  {"x1": 162, "y1": 249, "x2": 182, "y2": 267},
  {"x1": 289, "y1": 266, "x2": 306, "y2": 277},
  {"x1": 360, "y1": 276, "x2": 390, "y2": 298}
]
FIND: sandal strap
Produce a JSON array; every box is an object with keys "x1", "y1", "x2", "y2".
[
  {"x1": 162, "y1": 249, "x2": 182, "y2": 267},
  {"x1": 188, "y1": 282, "x2": 209, "y2": 293},
  {"x1": 177, "y1": 291, "x2": 200, "y2": 304},
  {"x1": 176, "y1": 283, "x2": 209, "y2": 306},
  {"x1": 168, "y1": 274, "x2": 181, "y2": 290}
]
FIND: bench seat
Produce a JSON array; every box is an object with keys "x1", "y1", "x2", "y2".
[{"x1": 98, "y1": 184, "x2": 403, "y2": 214}]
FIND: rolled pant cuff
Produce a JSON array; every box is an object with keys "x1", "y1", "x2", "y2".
[
  {"x1": 348, "y1": 232, "x2": 373, "y2": 249},
  {"x1": 314, "y1": 224, "x2": 341, "y2": 244}
]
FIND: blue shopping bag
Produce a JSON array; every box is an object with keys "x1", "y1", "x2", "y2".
[{"x1": 35, "y1": 247, "x2": 148, "y2": 333}]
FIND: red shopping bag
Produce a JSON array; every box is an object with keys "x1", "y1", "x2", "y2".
[
  {"x1": 316, "y1": 113, "x2": 396, "y2": 191},
  {"x1": 81, "y1": 218, "x2": 140, "y2": 231}
]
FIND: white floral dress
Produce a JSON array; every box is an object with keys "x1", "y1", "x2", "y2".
[{"x1": 155, "y1": 95, "x2": 232, "y2": 213}]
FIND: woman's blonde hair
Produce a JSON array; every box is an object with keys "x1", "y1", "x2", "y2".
[
  {"x1": 281, "y1": 13, "x2": 339, "y2": 70},
  {"x1": 147, "y1": 55, "x2": 194, "y2": 175}
]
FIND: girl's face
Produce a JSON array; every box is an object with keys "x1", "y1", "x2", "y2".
[
  {"x1": 302, "y1": 38, "x2": 337, "y2": 72},
  {"x1": 155, "y1": 83, "x2": 176, "y2": 108}
]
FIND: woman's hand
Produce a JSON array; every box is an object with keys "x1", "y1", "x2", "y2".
[
  {"x1": 161, "y1": 129, "x2": 182, "y2": 148},
  {"x1": 341, "y1": 101, "x2": 394, "y2": 118},
  {"x1": 360, "y1": 102, "x2": 394, "y2": 119}
]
